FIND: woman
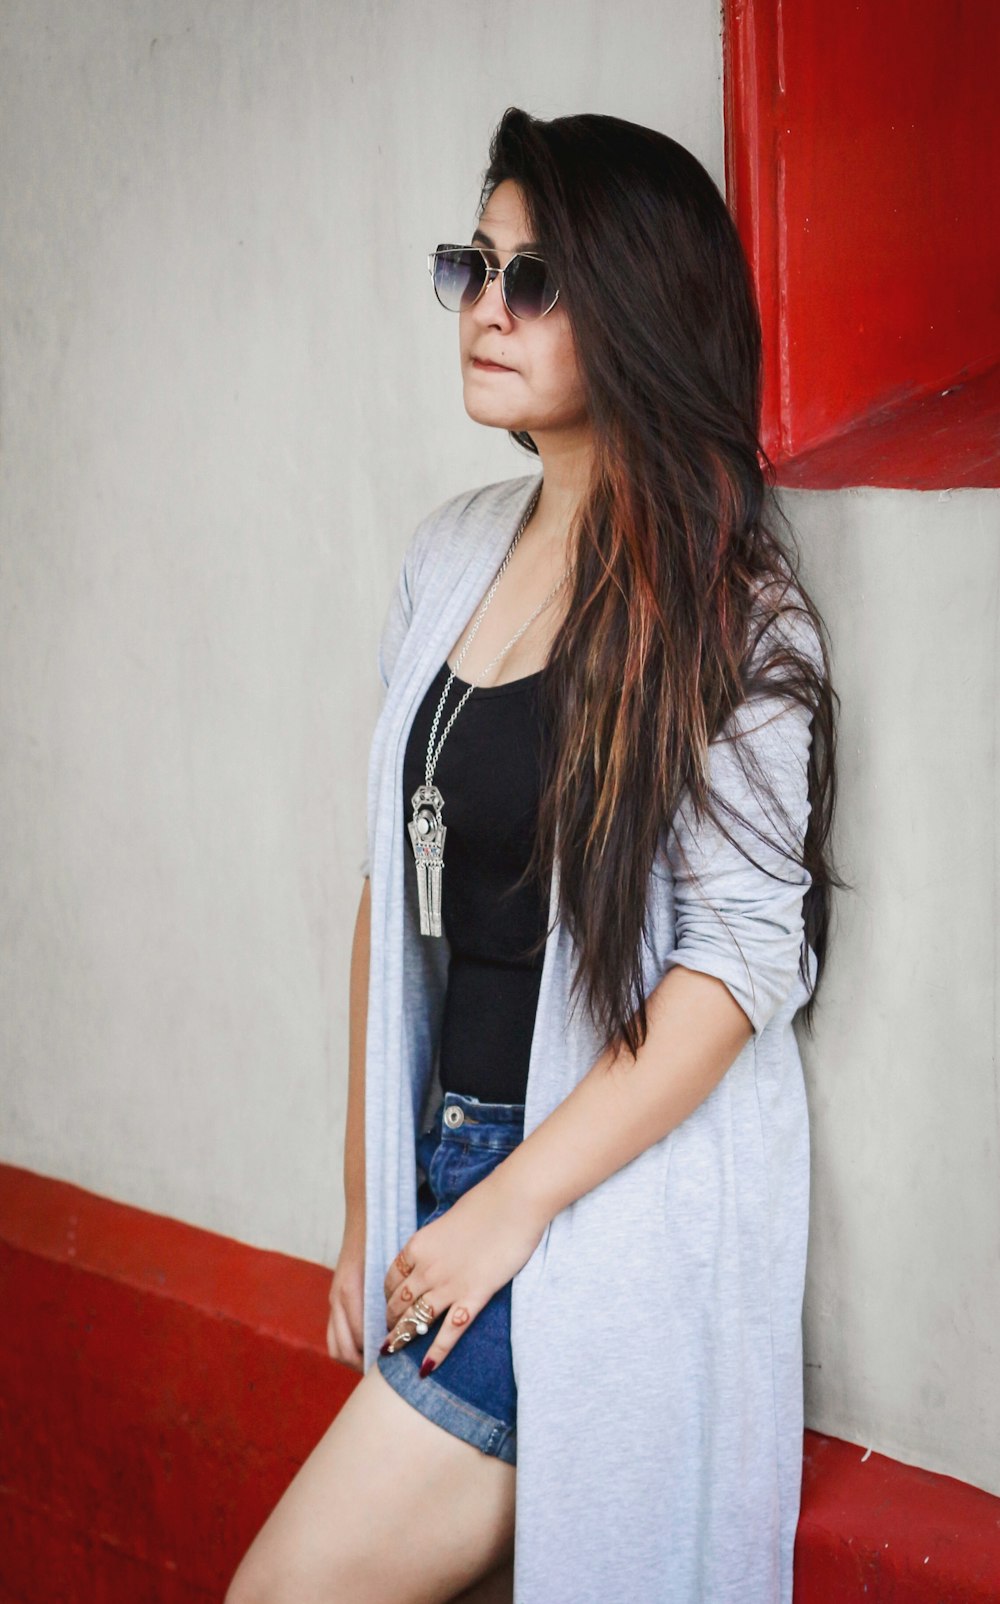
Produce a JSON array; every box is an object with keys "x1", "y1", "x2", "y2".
[{"x1": 226, "y1": 107, "x2": 840, "y2": 1604}]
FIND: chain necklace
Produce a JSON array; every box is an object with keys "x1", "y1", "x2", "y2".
[{"x1": 407, "y1": 481, "x2": 570, "y2": 938}]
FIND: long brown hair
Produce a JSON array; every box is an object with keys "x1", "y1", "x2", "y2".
[{"x1": 479, "y1": 107, "x2": 845, "y2": 1061}]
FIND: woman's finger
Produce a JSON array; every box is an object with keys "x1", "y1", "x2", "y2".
[
  {"x1": 336, "y1": 1257, "x2": 366, "y2": 1358},
  {"x1": 383, "y1": 1239, "x2": 418, "y2": 1304},
  {"x1": 326, "y1": 1300, "x2": 344, "y2": 1362},
  {"x1": 329, "y1": 1291, "x2": 362, "y2": 1369},
  {"x1": 383, "y1": 1257, "x2": 434, "y2": 1331},
  {"x1": 410, "y1": 1294, "x2": 481, "y2": 1376},
  {"x1": 384, "y1": 1273, "x2": 443, "y2": 1341},
  {"x1": 344, "y1": 1285, "x2": 365, "y2": 1359}
]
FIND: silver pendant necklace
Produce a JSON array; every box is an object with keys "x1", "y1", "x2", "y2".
[{"x1": 407, "y1": 482, "x2": 569, "y2": 938}]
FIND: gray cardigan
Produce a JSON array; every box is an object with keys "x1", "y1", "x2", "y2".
[{"x1": 361, "y1": 471, "x2": 820, "y2": 1604}]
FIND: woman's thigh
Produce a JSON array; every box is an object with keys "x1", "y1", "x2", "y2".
[{"x1": 224, "y1": 1361, "x2": 515, "y2": 1604}]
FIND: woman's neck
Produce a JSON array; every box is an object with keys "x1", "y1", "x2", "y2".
[{"x1": 523, "y1": 433, "x2": 593, "y2": 556}]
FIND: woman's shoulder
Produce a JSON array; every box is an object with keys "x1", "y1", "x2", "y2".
[
  {"x1": 745, "y1": 568, "x2": 826, "y2": 679},
  {"x1": 417, "y1": 471, "x2": 537, "y2": 543},
  {"x1": 403, "y1": 471, "x2": 539, "y2": 597}
]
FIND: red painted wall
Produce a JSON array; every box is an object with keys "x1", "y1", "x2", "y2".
[
  {"x1": 724, "y1": 0, "x2": 1000, "y2": 485},
  {"x1": 0, "y1": 1163, "x2": 354, "y2": 1601},
  {"x1": 3, "y1": 1162, "x2": 1000, "y2": 1602}
]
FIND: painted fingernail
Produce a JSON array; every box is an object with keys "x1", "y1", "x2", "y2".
[
  {"x1": 419, "y1": 1357, "x2": 436, "y2": 1378},
  {"x1": 380, "y1": 1339, "x2": 392, "y2": 1356}
]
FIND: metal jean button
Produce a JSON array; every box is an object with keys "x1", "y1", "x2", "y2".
[{"x1": 443, "y1": 1105, "x2": 465, "y2": 1128}]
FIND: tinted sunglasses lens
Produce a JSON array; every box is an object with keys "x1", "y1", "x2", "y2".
[
  {"x1": 431, "y1": 248, "x2": 486, "y2": 311},
  {"x1": 505, "y1": 254, "x2": 558, "y2": 318}
]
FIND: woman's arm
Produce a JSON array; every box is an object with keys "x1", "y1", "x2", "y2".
[
  {"x1": 488, "y1": 964, "x2": 752, "y2": 1228},
  {"x1": 492, "y1": 666, "x2": 815, "y2": 1228},
  {"x1": 382, "y1": 617, "x2": 820, "y2": 1365},
  {"x1": 381, "y1": 964, "x2": 752, "y2": 1360},
  {"x1": 327, "y1": 875, "x2": 371, "y2": 1368},
  {"x1": 343, "y1": 875, "x2": 371, "y2": 1237}
]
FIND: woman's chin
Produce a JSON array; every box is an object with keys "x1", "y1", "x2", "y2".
[{"x1": 463, "y1": 398, "x2": 527, "y2": 431}]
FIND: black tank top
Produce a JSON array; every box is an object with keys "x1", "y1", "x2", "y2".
[{"x1": 402, "y1": 659, "x2": 550, "y2": 1104}]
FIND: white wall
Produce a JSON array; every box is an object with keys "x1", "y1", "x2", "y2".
[
  {"x1": 0, "y1": 4, "x2": 721, "y2": 1257},
  {"x1": 2, "y1": 0, "x2": 997, "y2": 1500},
  {"x1": 783, "y1": 485, "x2": 1000, "y2": 1496}
]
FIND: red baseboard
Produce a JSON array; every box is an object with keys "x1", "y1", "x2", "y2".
[
  {"x1": 0, "y1": 1162, "x2": 354, "y2": 1602},
  {"x1": 796, "y1": 1434, "x2": 1000, "y2": 1602},
  {"x1": 2, "y1": 1161, "x2": 998, "y2": 1602}
]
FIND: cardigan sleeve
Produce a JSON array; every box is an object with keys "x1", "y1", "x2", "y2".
[
  {"x1": 373, "y1": 486, "x2": 478, "y2": 693},
  {"x1": 659, "y1": 605, "x2": 823, "y2": 1037},
  {"x1": 358, "y1": 492, "x2": 464, "y2": 878},
  {"x1": 375, "y1": 514, "x2": 428, "y2": 694},
  {"x1": 358, "y1": 520, "x2": 424, "y2": 878}
]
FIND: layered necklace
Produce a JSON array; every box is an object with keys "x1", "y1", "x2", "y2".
[{"x1": 407, "y1": 481, "x2": 570, "y2": 938}]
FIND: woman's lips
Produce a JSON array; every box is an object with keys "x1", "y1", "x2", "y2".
[{"x1": 472, "y1": 357, "x2": 515, "y2": 371}]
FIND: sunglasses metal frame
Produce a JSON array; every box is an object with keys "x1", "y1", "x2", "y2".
[{"x1": 427, "y1": 244, "x2": 560, "y2": 320}]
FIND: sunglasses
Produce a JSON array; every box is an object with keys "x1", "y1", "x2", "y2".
[{"x1": 427, "y1": 243, "x2": 560, "y2": 320}]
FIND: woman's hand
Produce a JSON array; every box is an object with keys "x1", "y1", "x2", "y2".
[
  {"x1": 381, "y1": 1167, "x2": 547, "y2": 1373},
  {"x1": 327, "y1": 1215, "x2": 365, "y2": 1372}
]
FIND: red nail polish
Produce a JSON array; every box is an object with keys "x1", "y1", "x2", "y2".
[
  {"x1": 380, "y1": 1339, "x2": 391, "y2": 1356},
  {"x1": 419, "y1": 1357, "x2": 436, "y2": 1378}
]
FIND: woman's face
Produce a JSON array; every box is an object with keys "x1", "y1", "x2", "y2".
[{"x1": 459, "y1": 180, "x2": 589, "y2": 441}]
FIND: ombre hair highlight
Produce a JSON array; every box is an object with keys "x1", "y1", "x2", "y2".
[{"x1": 479, "y1": 108, "x2": 844, "y2": 1061}]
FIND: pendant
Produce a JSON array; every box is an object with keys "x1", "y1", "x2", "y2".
[{"x1": 407, "y1": 782, "x2": 447, "y2": 937}]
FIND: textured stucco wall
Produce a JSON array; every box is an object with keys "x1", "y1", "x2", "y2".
[{"x1": 781, "y1": 484, "x2": 1000, "y2": 1495}]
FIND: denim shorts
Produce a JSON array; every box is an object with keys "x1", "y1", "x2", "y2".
[{"x1": 375, "y1": 1090, "x2": 526, "y2": 1466}]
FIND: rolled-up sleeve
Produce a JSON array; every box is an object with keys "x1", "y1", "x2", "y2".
[{"x1": 660, "y1": 615, "x2": 820, "y2": 1036}]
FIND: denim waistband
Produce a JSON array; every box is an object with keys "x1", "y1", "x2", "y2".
[{"x1": 431, "y1": 1090, "x2": 526, "y2": 1139}]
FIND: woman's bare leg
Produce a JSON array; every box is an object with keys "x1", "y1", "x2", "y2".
[
  {"x1": 224, "y1": 1362, "x2": 515, "y2": 1604},
  {"x1": 450, "y1": 1552, "x2": 515, "y2": 1602}
]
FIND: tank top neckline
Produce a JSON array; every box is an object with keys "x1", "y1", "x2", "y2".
[{"x1": 439, "y1": 657, "x2": 544, "y2": 698}]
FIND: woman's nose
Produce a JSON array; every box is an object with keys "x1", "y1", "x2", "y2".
[{"x1": 474, "y1": 267, "x2": 513, "y2": 325}]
